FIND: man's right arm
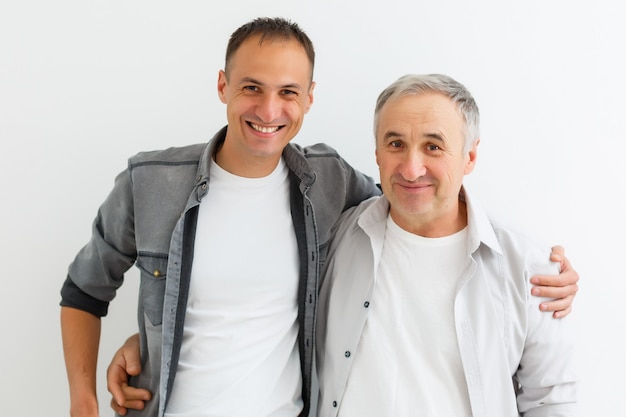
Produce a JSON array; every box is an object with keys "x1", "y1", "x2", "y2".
[{"x1": 61, "y1": 306, "x2": 102, "y2": 417}]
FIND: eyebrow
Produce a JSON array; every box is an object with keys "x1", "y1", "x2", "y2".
[
  {"x1": 382, "y1": 130, "x2": 403, "y2": 141},
  {"x1": 424, "y1": 132, "x2": 445, "y2": 142},
  {"x1": 239, "y1": 77, "x2": 303, "y2": 91},
  {"x1": 382, "y1": 131, "x2": 445, "y2": 142}
]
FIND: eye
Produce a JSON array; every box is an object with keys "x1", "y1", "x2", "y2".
[
  {"x1": 427, "y1": 144, "x2": 441, "y2": 151},
  {"x1": 243, "y1": 85, "x2": 259, "y2": 92},
  {"x1": 390, "y1": 140, "x2": 403, "y2": 148},
  {"x1": 280, "y1": 89, "x2": 298, "y2": 96}
]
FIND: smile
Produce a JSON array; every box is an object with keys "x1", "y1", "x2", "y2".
[
  {"x1": 248, "y1": 122, "x2": 283, "y2": 133},
  {"x1": 396, "y1": 182, "x2": 433, "y2": 192}
]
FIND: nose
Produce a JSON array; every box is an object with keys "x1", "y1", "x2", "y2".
[
  {"x1": 398, "y1": 150, "x2": 426, "y2": 182},
  {"x1": 255, "y1": 93, "x2": 282, "y2": 123}
]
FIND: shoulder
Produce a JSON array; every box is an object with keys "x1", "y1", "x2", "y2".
[
  {"x1": 488, "y1": 217, "x2": 558, "y2": 276},
  {"x1": 332, "y1": 197, "x2": 381, "y2": 239},
  {"x1": 490, "y1": 217, "x2": 548, "y2": 253},
  {"x1": 128, "y1": 143, "x2": 207, "y2": 168},
  {"x1": 124, "y1": 143, "x2": 208, "y2": 193},
  {"x1": 285, "y1": 142, "x2": 377, "y2": 189},
  {"x1": 465, "y1": 190, "x2": 554, "y2": 267},
  {"x1": 284, "y1": 142, "x2": 378, "y2": 195},
  {"x1": 288, "y1": 142, "x2": 342, "y2": 159}
]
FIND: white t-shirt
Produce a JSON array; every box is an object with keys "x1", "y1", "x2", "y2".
[
  {"x1": 165, "y1": 158, "x2": 303, "y2": 417},
  {"x1": 339, "y1": 215, "x2": 472, "y2": 417}
]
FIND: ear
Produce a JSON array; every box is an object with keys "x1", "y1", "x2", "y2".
[
  {"x1": 304, "y1": 81, "x2": 316, "y2": 114},
  {"x1": 217, "y1": 70, "x2": 228, "y2": 104},
  {"x1": 464, "y1": 138, "x2": 480, "y2": 175}
]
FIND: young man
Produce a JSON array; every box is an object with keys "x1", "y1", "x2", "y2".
[
  {"x1": 61, "y1": 18, "x2": 578, "y2": 417},
  {"x1": 317, "y1": 74, "x2": 578, "y2": 416},
  {"x1": 60, "y1": 17, "x2": 380, "y2": 417}
]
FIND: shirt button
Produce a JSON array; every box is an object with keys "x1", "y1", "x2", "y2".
[
  {"x1": 345, "y1": 351, "x2": 351, "y2": 358},
  {"x1": 153, "y1": 270, "x2": 161, "y2": 277},
  {"x1": 333, "y1": 401, "x2": 337, "y2": 407},
  {"x1": 364, "y1": 301, "x2": 370, "y2": 308}
]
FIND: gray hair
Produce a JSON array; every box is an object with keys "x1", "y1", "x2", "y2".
[{"x1": 374, "y1": 74, "x2": 480, "y2": 152}]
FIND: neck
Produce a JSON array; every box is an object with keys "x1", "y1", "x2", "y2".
[
  {"x1": 391, "y1": 200, "x2": 468, "y2": 238},
  {"x1": 214, "y1": 143, "x2": 281, "y2": 178}
]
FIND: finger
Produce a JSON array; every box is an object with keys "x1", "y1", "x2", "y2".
[
  {"x1": 123, "y1": 352, "x2": 142, "y2": 377},
  {"x1": 107, "y1": 375, "x2": 127, "y2": 405},
  {"x1": 531, "y1": 282, "x2": 578, "y2": 299},
  {"x1": 110, "y1": 397, "x2": 128, "y2": 416},
  {"x1": 553, "y1": 305, "x2": 572, "y2": 319},
  {"x1": 109, "y1": 384, "x2": 150, "y2": 412},
  {"x1": 109, "y1": 395, "x2": 147, "y2": 414},
  {"x1": 538, "y1": 294, "x2": 574, "y2": 313},
  {"x1": 550, "y1": 245, "x2": 565, "y2": 262},
  {"x1": 121, "y1": 384, "x2": 152, "y2": 402},
  {"x1": 540, "y1": 302, "x2": 572, "y2": 319},
  {"x1": 107, "y1": 361, "x2": 130, "y2": 406},
  {"x1": 119, "y1": 398, "x2": 147, "y2": 411},
  {"x1": 531, "y1": 268, "x2": 579, "y2": 288},
  {"x1": 122, "y1": 334, "x2": 142, "y2": 376}
]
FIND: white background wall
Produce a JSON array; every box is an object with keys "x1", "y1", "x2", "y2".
[{"x1": 1, "y1": 0, "x2": 623, "y2": 415}]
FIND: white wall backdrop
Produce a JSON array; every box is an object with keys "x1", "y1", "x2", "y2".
[{"x1": 1, "y1": 0, "x2": 623, "y2": 415}]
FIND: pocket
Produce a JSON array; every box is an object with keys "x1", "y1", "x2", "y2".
[{"x1": 136, "y1": 253, "x2": 168, "y2": 326}]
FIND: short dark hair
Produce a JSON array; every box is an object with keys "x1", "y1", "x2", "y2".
[{"x1": 225, "y1": 17, "x2": 315, "y2": 81}]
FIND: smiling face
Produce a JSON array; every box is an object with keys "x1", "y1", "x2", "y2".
[
  {"x1": 375, "y1": 92, "x2": 478, "y2": 237},
  {"x1": 216, "y1": 34, "x2": 315, "y2": 177}
]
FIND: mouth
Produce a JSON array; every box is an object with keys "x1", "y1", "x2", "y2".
[
  {"x1": 396, "y1": 182, "x2": 433, "y2": 192},
  {"x1": 248, "y1": 122, "x2": 284, "y2": 134}
]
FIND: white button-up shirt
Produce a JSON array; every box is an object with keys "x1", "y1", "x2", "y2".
[{"x1": 316, "y1": 187, "x2": 578, "y2": 417}]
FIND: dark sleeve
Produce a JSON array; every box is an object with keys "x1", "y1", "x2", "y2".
[
  {"x1": 342, "y1": 158, "x2": 382, "y2": 211},
  {"x1": 60, "y1": 167, "x2": 137, "y2": 316},
  {"x1": 59, "y1": 275, "x2": 109, "y2": 317}
]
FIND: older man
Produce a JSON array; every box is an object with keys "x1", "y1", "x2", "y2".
[{"x1": 317, "y1": 74, "x2": 578, "y2": 416}]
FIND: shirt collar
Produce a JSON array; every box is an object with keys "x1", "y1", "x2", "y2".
[{"x1": 356, "y1": 185, "x2": 502, "y2": 256}]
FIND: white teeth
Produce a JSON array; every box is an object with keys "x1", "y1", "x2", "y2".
[{"x1": 250, "y1": 123, "x2": 280, "y2": 133}]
